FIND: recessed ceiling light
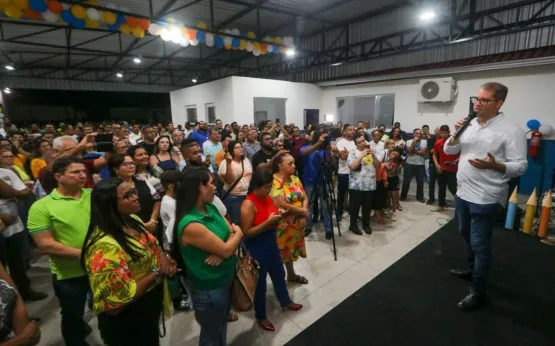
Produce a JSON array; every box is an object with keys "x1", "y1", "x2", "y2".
[
  {"x1": 133, "y1": 57, "x2": 141, "y2": 64},
  {"x1": 5, "y1": 65, "x2": 14, "y2": 71},
  {"x1": 330, "y1": 62, "x2": 343, "y2": 67},
  {"x1": 116, "y1": 72, "x2": 123, "y2": 78},
  {"x1": 3, "y1": 88, "x2": 11, "y2": 94},
  {"x1": 420, "y1": 10, "x2": 436, "y2": 21},
  {"x1": 286, "y1": 48, "x2": 296, "y2": 57},
  {"x1": 192, "y1": 78, "x2": 197, "y2": 83}
]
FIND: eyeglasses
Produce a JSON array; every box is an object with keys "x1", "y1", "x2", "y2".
[
  {"x1": 121, "y1": 162, "x2": 136, "y2": 167},
  {"x1": 118, "y1": 188, "x2": 138, "y2": 200},
  {"x1": 471, "y1": 97, "x2": 498, "y2": 106}
]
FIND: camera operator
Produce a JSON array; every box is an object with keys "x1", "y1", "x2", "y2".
[
  {"x1": 251, "y1": 132, "x2": 288, "y2": 171},
  {"x1": 300, "y1": 130, "x2": 335, "y2": 239}
]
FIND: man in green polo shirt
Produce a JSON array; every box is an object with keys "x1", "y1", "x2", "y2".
[{"x1": 28, "y1": 157, "x2": 92, "y2": 346}]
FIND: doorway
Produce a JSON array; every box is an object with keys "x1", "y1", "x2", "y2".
[{"x1": 304, "y1": 109, "x2": 319, "y2": 128}]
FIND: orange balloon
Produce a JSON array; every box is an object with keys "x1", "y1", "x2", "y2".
[
  {"x1": 47, "y1": 0, "x2": 62, "y2": 14},
  {"x1": 138, "y1": 18, "x2": 150, "y2": 30},
  {"x1": 260, "y1": 43, "x2": 268, "y2": 51},
  {"x1": 126, "y1": 16, "x2": 139, "y2": 28},
  {"x1": 25, "y1": 8, "x2": 42, "y2": 20},
  {"x1": 280, "y1": 46, "x2": 286, "y2": 53},
  {"x1": 187, "y1": 28, "x2": 196, "y2": 40}
]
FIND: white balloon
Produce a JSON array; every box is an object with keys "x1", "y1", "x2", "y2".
[
  {"x1": 283, "y1": 36, "x2": 294, "y2": 46},
  {"x1": 205, "y1": 33, "x2": 214, "y2": 42},
  {"x1": 120, "y1": 6, "x2": 130, "y2": 13},
  {"x1": 267, "y1": 44, "x2": 273, "y2": 52},
  {"x1": 86, "y1": 8, "x2": 100, "y2": 21},
  {"x1": 180, "y1": 38, "x2": 190, "y2": 47},
  {"x1": 246, "y1": 41, "x2": 253, "y2": 52},
  {"x1": 190, "y1": 39, "x2": 199, "y2": 46},
  {"x1": 42, "y1": 10, "x2": 58, "y2": 23},
  {"x1": 263, "y1": 36, "x2": 271, "y2": 42},
  {"x1": 205, "y1": 39, "x2": 214, "y2": 47},
  {"x1": 253, "y1": 49, "x2": 260, "y2": 56},
  {"x1": 172, "y1": 35, "x2": 181, "y2": 44},
  {"x1": 223, "y1": 36, "x2": 232, "y2": 46},
  {"x1": 539, "y1": 124, "x2": 554, "y2": 137},
  {"x1": 231, "y1": 28, "x2": 240, "y2": 36},
  {"x1": 160, "y1": 28, "x2": 171, "y2": 41},
  {"x1": 224, "y1": 29, "x2": 232, "y2": 34},
  {"x1": 148, "y1": 23, "x2": 160, "y2": 36}
]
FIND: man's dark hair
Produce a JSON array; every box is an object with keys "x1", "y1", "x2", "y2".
[
  {"x1": 378, "y1": 124, "x2": 386, "y2": 128},
  {"x1": 180, "y1": 138, "x2": 198, "y2": 153},
  {"x1": 260, "y1": 132, "x2": 272, "y2": 139},
  {"x1": 222, "y1": 134, "x2": 232, "y2": 141},
  {"x1": 160, "y1": 171, "x2": 184, "y2": 189},
  {"x1": 61, "y1": 124, "x2": 72, "y2": 132},
  {"x1": 481, "y1": 82, "x2": 509, "y2": 101},
  {"x1": 372, "y1": 129, "x2": 380, "y2": 136},
  {"x1": 413, "y1": 128, "x2": 421, "y2": 133},
  {"x1": 52, "y1": 157, "x2": 82, "y2": 175},
  {"x1": 141, "y1": 125, "x2": 152, "y2": 132},
  {"x1": 422, "y1": 125, "x2": 429, "y2": 129},
  {"x1": 215, "y1": 119, "x2": 222, "y2": 123},
  {"x1": 210, "y1": 128, "x2": 220, "y2": 135},
  {"x1": 440, "y1": 125, "x2": 450, "y2": 132},
  {"x1": 342, "y1": 124, "x2": 352, "y2": 132}
]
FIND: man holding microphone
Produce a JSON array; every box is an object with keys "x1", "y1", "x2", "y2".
[{"x1": 444, "y1": 82, "x2": 527, "y2": 310}]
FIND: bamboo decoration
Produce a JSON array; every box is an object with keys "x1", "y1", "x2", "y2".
[{"x1": 522, "y1": 188, "x2": 537, "y2": 234}]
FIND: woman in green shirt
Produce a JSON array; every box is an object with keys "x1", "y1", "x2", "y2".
[{"x1": 174, "y1": 167, "x2": 242, "y2": 346}]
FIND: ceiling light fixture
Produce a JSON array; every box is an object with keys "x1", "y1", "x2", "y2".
[
  {"x1": 331, "y1": 62, "x2": 343, "y2": 67},
  {"x1": 133, "y1": 57, "x2": 141, "y2": 64},
  {"x1": 3, "y1": 88, "x2": 11, "y2": 94},
  {"x1": 286, "y1": 48, "x2": 296, "y2": 57},
  {"x1": 419, "y1": 10, "x2": 436, "y2": 22},
  {"x1": 4, "y1": 65, "x2": 14, "y2": 71},
  {"x1": 192, "y1": 78, "x2": 197, "y2": 83},
  {"x1": 116, "y1": 72, "x2": 123, "y2": 78}
]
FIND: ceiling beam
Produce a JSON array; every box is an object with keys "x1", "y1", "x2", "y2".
[{"x1": 216, "y1": 0, "x2": 272, "y2": 30}]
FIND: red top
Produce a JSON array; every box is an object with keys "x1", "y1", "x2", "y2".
[
  {"x1": 245, "y1": 193, "x2": 279, "y2": 226},
  {"x1": 434, "y1": 138, "x2": 459, "y2": 172},
  {"x1": 290, "y1": 135, "x2": 308, "y2": 159}
]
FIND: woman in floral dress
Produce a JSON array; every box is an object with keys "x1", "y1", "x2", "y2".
[{"x1": 270, "y1": 153, "x2": 310, "y2": 284}]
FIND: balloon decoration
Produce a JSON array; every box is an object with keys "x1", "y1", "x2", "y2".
[
  {"x1": 538, "y1": 124, "x2": 553, "y2": 137},
  {"x1": 3, "y1": 0, "x2": 295, "y2": 57},
  {"x1": 527, "y1": 119, "x2": 541, "y2": 131}
]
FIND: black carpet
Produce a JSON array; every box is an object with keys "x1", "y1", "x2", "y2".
[{"x1": 286, "y1": 221, "x2": 555, "y2": 346}]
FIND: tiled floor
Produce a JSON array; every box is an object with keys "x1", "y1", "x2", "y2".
[{"x1": 26, "y1": 186, "x2": 456, "y2": 346}]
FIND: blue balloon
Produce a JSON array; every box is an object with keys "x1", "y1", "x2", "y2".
[
  {"x1": 30, "y1": 0, "x2": 48, "y2": 13},
  {"x1": 116, "y1": 14, "x2": 126, "y2": 25},
  {"x1": 214, "y1": 36, "x2": 224, "y2": 48},
  {"x1": 232, "y1": 38, "x2": 240, "y2": 48},
  {"x1": 72, "y1": 19, "x2": 86, "y2": 29},
  {"x1": 527, "y1": 119, "x2": 541, "y2": 130},
  {"x1": 109, "y1": 24, "x2": 120, "y2": 32},
  {"x1": 60, "y1": 10, "x2": 75, "y2": 25},
  {"x1": 196, "y1": 31, "x2": 206, "y2": 43},
  {"x1": 240, "y1": 32, "x2": 247, "y2": 38}
]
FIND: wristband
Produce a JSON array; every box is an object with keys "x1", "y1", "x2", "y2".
[{"x1": 150, "y1": 267, "x2": 161, "y2": 282}]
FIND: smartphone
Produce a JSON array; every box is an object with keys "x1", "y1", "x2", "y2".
[
  {"x1": 276, "y1": 118, "x2": 280, "y2": 124},
  {"x1": 95, "y1": 134, "x2": 113, "y2": 143},
  {"x1": 366, "y1": 144, "x2": 371, "y2": 150}
]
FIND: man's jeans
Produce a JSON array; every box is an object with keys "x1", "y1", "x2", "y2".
[
  {"x1": 428, "y1": 160, "x2": 437, "y2": 202},
  {"x1": 336, "y1": 174, "x2": 349, "y2": 217},
  {"x1": 191, "y1": 283, "x2": 232, "y2": 346},
  {"x1": 52, "y1": 275, "x2": 90, "y2": 346},
  {"x1": 222, "y1": 194, "x2": 246, "y2": 225},
  {"x1": 401, "y1": 163, "x2": 425, "y2": 200},
  {"x1": 305, "y1": 183, "x2": 332, "y2": 234},
  {"x1": 455, "y1": 196, "x2": 499, "y2": 295}
]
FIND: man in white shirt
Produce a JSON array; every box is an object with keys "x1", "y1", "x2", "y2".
[
  {"x1": 335, "y1": 124, "x2": 356, "y2": 220},
  {"x1": 129, "y1": 123, "x2": 141, "y2": 145},
  {"x1": 444, "y1": 82, "x2": 527, "y2": 310},
  {"x1": 369, "y1": 129, "x2": 385, "y2": 154},
  {"x1": 400, "y1": 128, "x2": 427, "y2": 202}
]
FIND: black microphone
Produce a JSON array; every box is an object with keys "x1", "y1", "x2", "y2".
[{"x1": 453, "y1": 111, "x2": 477, "y2": 140}]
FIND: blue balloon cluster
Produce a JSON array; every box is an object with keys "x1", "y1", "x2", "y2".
[
  {"x1": 30, "y1": 0, "x2": 47, "y2": 13},
  {"x1": 232, "y1": 38, "x2": 240, "y2": 49},
  {"x1": 527, "y1": 119, "x2": 541, "y2": 130},
  {"x1": 214, "y1": 36, "x2": 224, "y2": 48},
  {"x1": 60, "y1": 10, "x2": 86, "y2": 29},
  {"x1": 197, "y1": 31, "x2": 206, "y2": 43}
]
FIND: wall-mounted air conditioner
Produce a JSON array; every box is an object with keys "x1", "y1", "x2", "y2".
[{"x1": 418, "y1": 77, "x2": 456, "y2": 103}]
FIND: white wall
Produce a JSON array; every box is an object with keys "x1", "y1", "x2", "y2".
[
  {"x1": 321, "y1": 64, "x2": 555, "y2": 134},
  {"x1": 170, "y1": 77, "x2": 234, "y2": 125}
]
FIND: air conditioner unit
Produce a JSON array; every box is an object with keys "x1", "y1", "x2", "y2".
[{"x1": 418, "y1": 77, "x2": 456, "y2": 103}]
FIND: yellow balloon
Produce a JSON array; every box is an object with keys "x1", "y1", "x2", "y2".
[
  {"x1": 132, "y1": 27, "x2": 144, "y2": 38},
  {"x1": 119, "y1": 24, "x2": 131, "y2": 35},
  {"x1": 85, "y1": 19, "x2": 99, "y2": 28},
  {"x1": 11, "y1": 0, "x2": 28, "y2": 10},
  {"x1": 224, "y1": 44, "x2": 231, "y2": 50},
  {"x1": 0, "y1": 0, "x2": 10, "y2": 6},
  {"x1": 247, "y1": 31, "x2": 256, "y2": 39},
  {"x1": 253, "y1": 42, "x2": 260, "y2": 50},
  {"x1": 71, "y1": 5, "x2": 86, "y2": 19},
  {"x1": 85, "y1": 0, "x2": 98, "y2": 5},
  {"x1": 197, "y1": 21, "x2": 207, "y2": 29},
  {"x1": 4, "y1": 4, "x2": 23, "y2": 18},
  {"x1": 239, "y1": 40, "x2": 247, "y2": 50},
  {"x1": 274, "y1": 37, "x2": 282, "y2": 44},
  {"x1": 103, "y1": 11, "x2": 116, "y2": 25}
]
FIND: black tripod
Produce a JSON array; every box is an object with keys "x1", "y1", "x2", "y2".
[{"x1": 307, "y1": 151, "x2": 341, "y2": 261}]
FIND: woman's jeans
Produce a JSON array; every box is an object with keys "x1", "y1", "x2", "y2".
[
  {"x1": 223, "y1": 194, "x2": 246, "y2": 225},
  {"x1": 191, "y1": 282, "x2": 232, "y2": 346},
  {"x1": 246, "y1": 231, "x2": 292, "y2": 320}
]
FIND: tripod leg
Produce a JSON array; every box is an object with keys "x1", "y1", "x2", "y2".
[{"x1": 325, "y1": 176, "x2": 342, "y2": 237}]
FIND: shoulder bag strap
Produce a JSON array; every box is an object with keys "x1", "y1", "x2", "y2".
[{"x1": 220, "y1": 159, "x2": 245, "y2": 202}]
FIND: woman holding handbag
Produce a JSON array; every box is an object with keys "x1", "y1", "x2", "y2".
[
  {"x1": 174, "y1": 167, "x2": 242, "y2": 346},
  {"x1": 241, "y1": 167, "x2": 303, "y2": 331},
  {"x1": 218, "y1": 141, "x2": 252, "y2": 225}
]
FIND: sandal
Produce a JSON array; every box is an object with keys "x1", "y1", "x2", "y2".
[
  {"x1": 282, "y1": 303, "x2": 303, "y2": 312},
  {"x1": 228, "y1": 312, "x2": 239, "y2": 322},
  {"x1": 257, "y1": 319, "x2": 275, "y2": 332},
  {"x1": 397, "y1": 205, "x2": 403, "y2": 211},
  {"x1": 287, "y1": 275, "x2": 309, "y2": 285}
]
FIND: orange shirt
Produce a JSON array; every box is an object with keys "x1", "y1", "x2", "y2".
[{"x1": 214, "y1": 149, "x2": 226, "y2": 167}]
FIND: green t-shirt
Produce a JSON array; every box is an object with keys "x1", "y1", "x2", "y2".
[
  {"x1": 177, "y1": 204, "x2": 236, "y2": 291},
  {"x1": 28, "y1": 188, "x2": 92, "y2": 280}
]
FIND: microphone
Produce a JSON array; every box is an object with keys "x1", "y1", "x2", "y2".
[{"x1": 453, "y1": 111, "x2": 477, "y2": 140}]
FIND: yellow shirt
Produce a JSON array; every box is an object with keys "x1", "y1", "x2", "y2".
[
  {"x1": 13, "y1": 154, "x2": 26, "y2": 170},
  {"x1": 30, "y1": 158, "x2": 47, "y2": 179}
]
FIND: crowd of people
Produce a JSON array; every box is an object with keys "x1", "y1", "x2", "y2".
[{"x1": 0, "y1": 114, "x2": 461, "y2": 346}]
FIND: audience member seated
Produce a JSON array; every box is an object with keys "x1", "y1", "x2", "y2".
[{"x1": 150, "y1": 135, "x2": 181, "y2": 172}]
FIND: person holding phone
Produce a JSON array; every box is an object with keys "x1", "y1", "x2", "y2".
[
  {"x1": 240, "y1": 167, "x2": 303, "y2": 331},
  {"x1": 432, "y1": 125, "x2": 459, "y2": 212}
]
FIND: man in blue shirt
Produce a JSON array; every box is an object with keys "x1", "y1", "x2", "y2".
[
  {"x1": 202, "y1": 128, "x2": 222, "y2": 172},
  {"x1": 301, "y1": 130, "x2": 335, "y2": 239},
  {"x1": 189, "y1": 121, "x2": 209, "y2": 148}
]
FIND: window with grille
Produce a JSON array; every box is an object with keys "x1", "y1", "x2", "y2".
[
  {"x1": 336, "y1": 94, "x2": 395, "y2": 128},
  {"x1": 185, "y1": 105, "x2": 197, "y2": 123}
]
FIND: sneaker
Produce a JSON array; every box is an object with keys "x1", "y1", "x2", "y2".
[
  {"x1": 325, "y1": 232, "x2": 332, "y2": 240},
  {"x1": 303, "y1": 228, "x2": 313, "y2": 237},
  {"x1": 426, "y1": 199, "x2": 435, "y2": 205}
]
